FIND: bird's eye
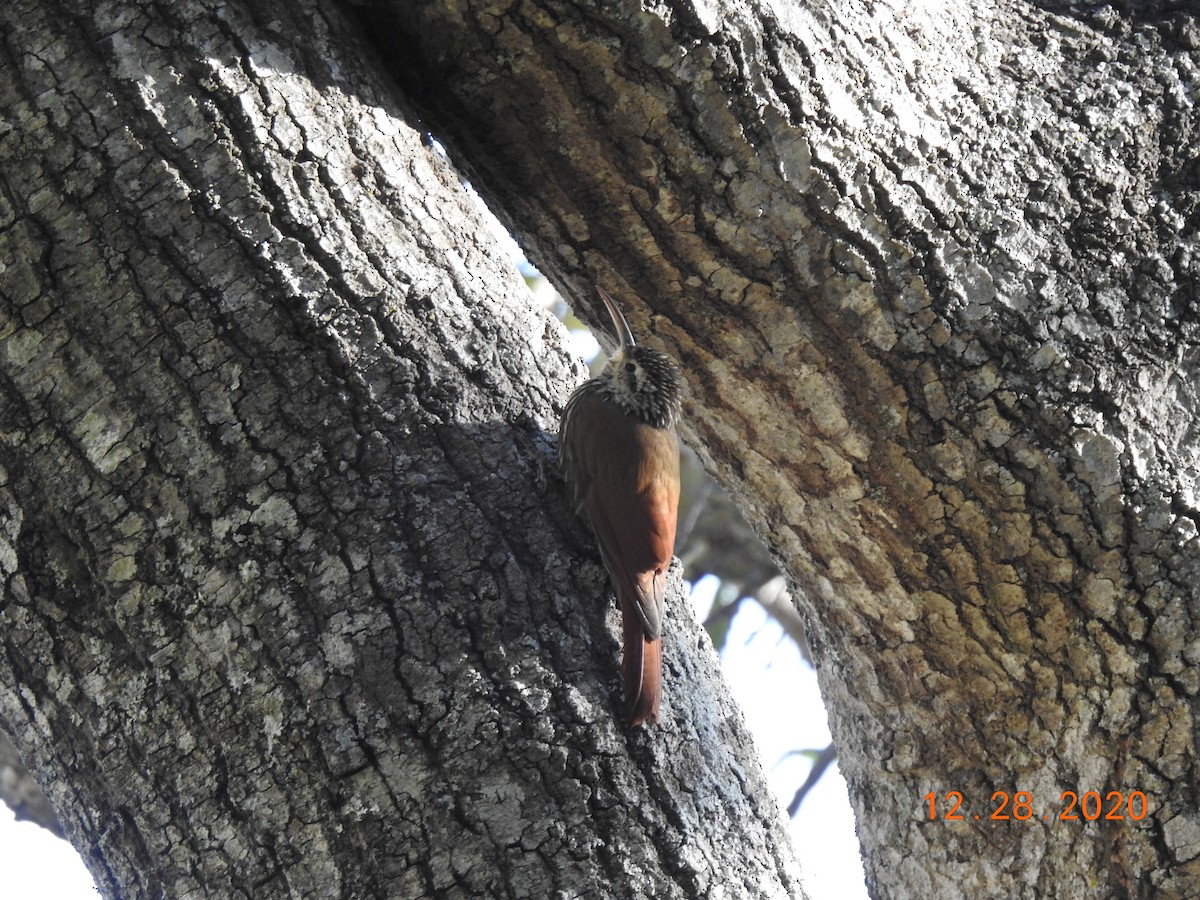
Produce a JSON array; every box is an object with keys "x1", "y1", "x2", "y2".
[{"x1": 624, "y1": 362, "x2": 637, "y2": 374}]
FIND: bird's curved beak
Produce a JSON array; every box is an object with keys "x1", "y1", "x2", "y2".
[{"x1": 597, "y1": 286, "x2": 637, "y2": 349}]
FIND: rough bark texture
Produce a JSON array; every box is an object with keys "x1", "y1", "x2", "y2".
[
  {"x1": 363, "y1": 0, "x2": 1200, "y2": 897},
  {"x1": 0, "y1": 1, "x2": 803, "y2": 897}
]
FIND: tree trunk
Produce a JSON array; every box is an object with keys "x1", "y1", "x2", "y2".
[
  {"x1": 0, "y1": 1, "x2": 802, "y2": 897},
  {"x1": 363, "y1": 1, "x2": 1200, "y2": 897}
]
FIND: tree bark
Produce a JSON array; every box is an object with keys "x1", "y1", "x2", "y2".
[
  {"x1": 0, "y1": 1, "x2": 802, "y2": 897},
  {"x1": 363, "y1": 1, "x2": 1200, "y2": 897}
]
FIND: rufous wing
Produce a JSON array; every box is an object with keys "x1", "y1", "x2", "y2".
[{"x1": 561, "y1": 390, "x2": 680, "y2": 725}]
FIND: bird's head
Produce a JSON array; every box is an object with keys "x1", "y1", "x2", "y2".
[{"x1": 595, "y1": 288, "x2": 683, "y2": 429}]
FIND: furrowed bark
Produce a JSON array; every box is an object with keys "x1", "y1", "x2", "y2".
[
  {"x1": 362, "y1": 1, "x2": 1200, "y2": 896},
  {"x1": 0, "y1": 1, "x2": 802, "y2": 897}
]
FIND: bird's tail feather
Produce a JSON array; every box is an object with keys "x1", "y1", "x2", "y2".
[{"x1": 620, "y1": 589, "x2": 661, "y2": 726}]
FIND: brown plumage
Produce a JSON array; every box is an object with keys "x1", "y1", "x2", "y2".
[{"x1": 559, "y1": 288, "x2": 683, "y2": 726}]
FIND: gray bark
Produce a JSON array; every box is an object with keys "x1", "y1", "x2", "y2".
[
  {"x1": 0, "y1": 1, "x2": 802, "y2": 897},
  {"x1": 363, "y1": 0, "x2": 1200, "y2": 897}
]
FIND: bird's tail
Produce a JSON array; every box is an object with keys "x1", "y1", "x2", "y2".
[{"x1": 620, "y1": 588, "x2": 661, "y2": 726}]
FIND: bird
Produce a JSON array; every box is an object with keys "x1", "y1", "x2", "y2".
[{"x1": 559, "y1": 286, "x2": 683, "y2": 726}]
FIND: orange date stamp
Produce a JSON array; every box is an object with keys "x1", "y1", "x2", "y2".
[{"x1": 924, "y1": 790, "x2": 1149, "y2": 823}]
